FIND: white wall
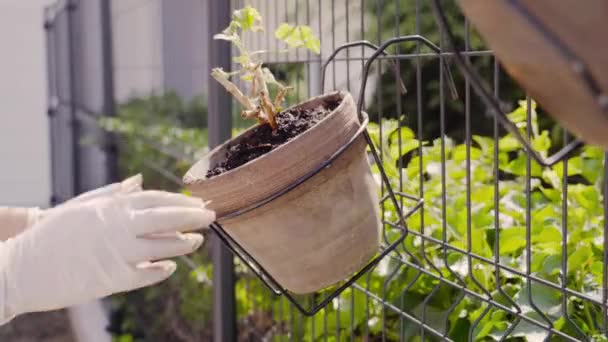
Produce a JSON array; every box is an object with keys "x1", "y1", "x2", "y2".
[
  {"x1": 161, "y1": 0, "x2": 208, "y2": 100},
  {"x1": 111, "y1": 0, "x2": 209, "y2": 102},
  {"x1": 112, "y1": 0, "x2": 164, "y2": 102},
  {"x1": 0, "y1": 0, "x2": 53, "y2": 208}
]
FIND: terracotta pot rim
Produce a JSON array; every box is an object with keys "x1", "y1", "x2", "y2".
[{"x1": 183, "y1": 90, "x2": 355, "y2": 185}]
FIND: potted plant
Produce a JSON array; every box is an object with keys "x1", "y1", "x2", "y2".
[
  {"x1": 183, "y1": 6, "x2": 381, "y2": 294},
  {"x1": 455, "y1": 0, "x2": 608, "y2": 149}
]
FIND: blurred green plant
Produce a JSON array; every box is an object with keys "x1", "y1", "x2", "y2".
[{"x1": 99, "y1": 91, "x2": 209, "y2": 192}]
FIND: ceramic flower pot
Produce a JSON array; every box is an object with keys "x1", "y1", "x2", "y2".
[{"x1": 183, "y1": 91, "x2": 381, "y2": 294}]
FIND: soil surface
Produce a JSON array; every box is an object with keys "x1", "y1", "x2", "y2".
[{"x1": 206, "y1": 97, "x2": 340, "y2": 178}]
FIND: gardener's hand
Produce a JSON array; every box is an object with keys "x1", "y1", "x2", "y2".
[
  {"x1": 0, "y1": 190, "x2": 215, "y2": 324},
  {"x1": 38, "y1": 174, "x2": 144, "y2": 225},
  {"x1": 0, "y1": 174, "x2": 143, "y2": 242}
]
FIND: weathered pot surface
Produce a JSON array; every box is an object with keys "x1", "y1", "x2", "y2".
[{"x1": 184, "y1": 91, "x2": 381, "y2": 294}]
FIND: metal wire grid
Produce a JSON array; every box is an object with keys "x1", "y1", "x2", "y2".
[
  {"x1": 230, "y1": 1, "x2": 608, "y2": 341},
  {"x1": 44, "y1": 0, "x2": 608, "y2": 341}
]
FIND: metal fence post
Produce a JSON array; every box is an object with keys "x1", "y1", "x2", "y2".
[
  {"x1": 207, "y1": 1, "x2": 236, "y2": 341},
  {"x1": 66, "y1": 0, "x2": 80, "y2": 196},
  {"x1": 100, "y1": 0, "x2": 118, "y2": 184},
  {"x1": 44, "y1": 6, "x2": 58, "y2": 206}
]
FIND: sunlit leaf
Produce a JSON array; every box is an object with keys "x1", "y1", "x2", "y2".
[
  {"x1": 500, "y1": 153, "x2": 543, "y2": 177},
  {"x1": 274, "y1": 23, "x2": 321, "y2": 54},
  {"x1": 568, "y1": 245, "x2": 593, "y2": 274},
  {"x1": 232, "y1": 5, "x2": 263, "y2": 32},
  {"x1": 498, "y1": 135, "x2": 520, "y2": 152},
  {"x1": 531, "y1": 130, "x2": 551, "y2": 153},
  {"x1": 498, "y1": 227, "x2": 526, "y2": 254}
]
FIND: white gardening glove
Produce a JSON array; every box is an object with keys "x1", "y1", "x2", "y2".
[
  {"x1": 0, "y1": 174, "x2": 143, "y2": 242},
  {"x1": 65, "y1": 173, "x2": 143, "y2": 204},
  {"x1": 0, "y1": 190, "x2": 215, "y2": 324},
  {"x1": 35, "y1": 174, "x2": 145, "y2": 225}
]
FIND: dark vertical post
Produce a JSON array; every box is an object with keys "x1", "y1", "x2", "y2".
[
  {"x1": 66, "y1": 0, "x2": 80, "y2": 196},
  {"x1": 207, "y1": 1, "x2": 236, "y2": 342},
  {"x1": 44, "y1": 7, "x2": 58, "y2": 206},
  {"x1": 100, "y1": 0, "x2": 118, "y2": 183}
]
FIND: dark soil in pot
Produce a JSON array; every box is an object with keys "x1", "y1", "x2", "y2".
[{"x1": 206, "y1": 97, "x2": 341, "y2": 178}]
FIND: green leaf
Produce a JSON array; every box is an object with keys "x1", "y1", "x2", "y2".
[
  {"x1": 541, "y1": 169, "x2": 562, "y2": 191},
  {"x1": 569, "y1": 184, "x2": 600, "y2": 211},
  {"x1": 274, "y1": 23, "x2": 321, "y2": 54},
  {"x1": 474, "y1": 318, "x2": 496, "y2": 340},
  {"x1": 553, "y1": 156, "x2": 582, "y2": 178},
  {"x1": 472, "y1": 185, "x2": 495, "y2": 204},
  {"x1": 498, "y1": 135, "x2": 520, "y2": 152},
  {"x1": 583, "y1": 145, "x2": 604, "y2": 159},
  {"x1": 274, "y1": 23, "x2": 291, "y2": 38},
  {"x1": 472, "y1": 135, "x2": 494, "y2": 153},
  {"x1": 451, "y1": 144, "x2": 482, "y2": 162},
  {"x1": 500, "y1": 153, "x2": 542, "y2": 177},
  {"x1": 508, "y1": 318, "x2": 550, "y2": 342},
  {"x1": 452, "y1": 228, "x2": 492, "y2": 257},
  {"x1": 568, "y1": 245, "x2": 593, "y2": 273},
  {"x1": 507, "y1": 101, "x2": 528, "y2": 123},
  {"x1": 390, "y1": 139, "x2": 422, "y2": 164},
  {"x1": 388, "y1": 126, "x2": 415, "y2": 144},
  {"x1": 542, "y1": 254, "x2": 561, "y2": 276},
  {"x1": 117, "y1": 335, "x2": 134, "y2": 342},
  {"x1": 504, "y1": 100, "x2": 540, "y2": 137},
  {"x1": 582, "y1": 157, "x2": 603, "y2": 184},
  {"x1": 498, "y1": 227, "x2": 526, "y2": 254},
  {"x1": 539, "y1": 186, "x2": 561, "y2": 203},
  {"x1": 591, "y1": 261, "x2": 604, "y2": 285},
  {"x1": 232, "y1": 5, "x2": 263, "y2": 32},
  {"x1": 515, "y1": 282, "x2": 561, "y2": 318},
  {"x1": 531, "y1": 130, "x2": 551, "y2": 153},
  {"x1": 532, "y1": 226, "x2": 561, "y2": 244},
  {"x1": 531, "y1": 252, "x2": 549, "y2": 274}
]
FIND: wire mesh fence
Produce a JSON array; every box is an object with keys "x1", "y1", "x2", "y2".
[{"x1": 45, "y1": 0, "x2": 608, "y2": 341}]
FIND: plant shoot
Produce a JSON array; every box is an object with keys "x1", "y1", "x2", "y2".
[{"x1": 212, "y1": 6, "x2": 321, "y2": 131}]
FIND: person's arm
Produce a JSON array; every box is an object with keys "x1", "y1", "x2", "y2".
[
  {"x1": 0, "y1": 174, "x2": 142, "y2": 241},
  {"x1": 0, "y1": 207, "x2": 41, "y2": 241}
]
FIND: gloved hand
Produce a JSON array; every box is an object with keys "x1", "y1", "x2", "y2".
[
  {"x1": 63, "y1": 173, "x2": 143, "y2": 205},
  {"x1": 38, "y1": 174, "x2": 144, "y2": 226},
  {"x1": 0, "y1": 174, "x2": 143, "y2": 241},
  {"x1": 0, "y1": 190, "x2": 215, "y2": 324}
]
